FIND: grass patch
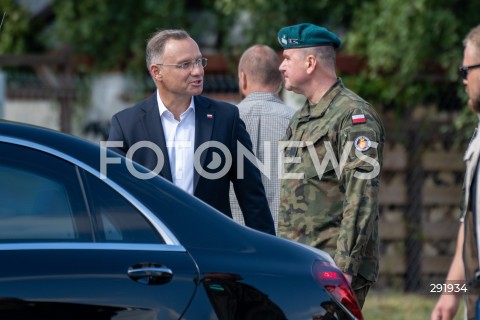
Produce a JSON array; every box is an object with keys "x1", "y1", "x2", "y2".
[{"x1": 362, "y1": 290, "x2": 465, "y2": 319}]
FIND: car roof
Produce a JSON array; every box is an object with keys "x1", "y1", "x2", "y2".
[{"x1": 0, "y1": 120, "x2": 106, "y2": 165}]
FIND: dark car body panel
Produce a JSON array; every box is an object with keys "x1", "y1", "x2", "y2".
[
  {"x1": 0, "y1": 246, "x2": 198, "y2": 319},
  {"x1": 0, "y1": 120, "x2": 355, "y2": 320}
]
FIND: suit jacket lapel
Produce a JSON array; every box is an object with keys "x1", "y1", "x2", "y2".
[
  {"x1": 141, "y1": 94, "x2": 173, "y2": 182},
  {"x1": 194, "y1": 96, "x2": 215, "y2": 191}
]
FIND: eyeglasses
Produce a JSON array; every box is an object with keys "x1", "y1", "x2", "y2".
[
  {"x1": 156, "y1": 58, "x2": 208, "y2": 71},
  {"x1": 458, "y1": 63, "x2": 480, "y2": 80}
]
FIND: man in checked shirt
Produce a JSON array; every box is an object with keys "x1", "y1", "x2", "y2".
[{"x1": 229, "y1": 44, "x2": 295, "y2": 232}]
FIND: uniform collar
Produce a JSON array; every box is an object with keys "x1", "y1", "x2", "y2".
[{"x1": 298, "y1": 78, "x2": 344, "y2": 120}]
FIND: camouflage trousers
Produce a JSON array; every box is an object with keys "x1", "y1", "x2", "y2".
[{"x1": 351, "y1": 274, "x2": 372, "y2": 309}]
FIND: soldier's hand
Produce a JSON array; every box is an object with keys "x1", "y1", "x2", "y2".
[{"x1": 430, "y1": 293, "x2": 460, "y2": 320}]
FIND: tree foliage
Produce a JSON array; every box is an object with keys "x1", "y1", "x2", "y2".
[
  {"x1": 0, "y1": 0, "x2": 31, "y2": 54},
  {"x1": 52, "y1": 0, "x2": 188, "y2": 73},
  {"x1": 210, "y1": 0, "x2": 357, "y2": 57},
  {"x1": 1, "y1": 0, "x2": 480, "y2": 114},
  {"x1": 345, "y1": 0, "x2": 463, "y2": 107}
]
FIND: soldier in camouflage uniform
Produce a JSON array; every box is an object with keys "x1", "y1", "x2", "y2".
[{"x1": 276, "y1": 23, "x2": 385, "y2": 309}]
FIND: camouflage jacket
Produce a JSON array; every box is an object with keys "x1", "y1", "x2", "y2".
[{"x1": 278, "y1": 79, "x2": 385, "y2": 282}]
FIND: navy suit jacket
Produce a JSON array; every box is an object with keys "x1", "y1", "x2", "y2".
[{"x1": 108, "y1": 93, "x2": 275, "y2": 235}]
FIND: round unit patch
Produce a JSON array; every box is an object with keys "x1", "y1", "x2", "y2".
[{"x1": 354, "y1": 136, "x2": 371, "y2": 152}]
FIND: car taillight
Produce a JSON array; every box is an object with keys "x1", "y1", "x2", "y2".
[{"x1": 312, "y1": 260, "x2": 363, "y2": 320}]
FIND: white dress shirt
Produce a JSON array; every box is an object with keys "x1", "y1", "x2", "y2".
[{"x1": 157, "y1": 91, "x2": 195, "y2": 194}]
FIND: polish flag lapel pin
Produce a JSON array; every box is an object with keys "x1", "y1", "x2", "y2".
[
  {"x1": 207, "y1": 114, "x2": 213, "y2": 119},
  {"x1": 352, "y1": 114, "x2": 366, "y2": 124}
]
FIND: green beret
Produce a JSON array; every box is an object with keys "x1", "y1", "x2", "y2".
[{"x1": 278, "y1": 23, "x2": 341, "y2": 49}]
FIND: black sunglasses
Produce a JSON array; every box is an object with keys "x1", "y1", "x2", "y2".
[{"x1": 458, "y1": 63, "x2": 480, "y2": 80}]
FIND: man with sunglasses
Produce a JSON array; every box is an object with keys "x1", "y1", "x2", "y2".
[
  {"x1": 431, "y1": 25, "x2": 480, "y2": 320},
  {"x1": 108, "y1": 29, "x2": 275, "y2": 236}
]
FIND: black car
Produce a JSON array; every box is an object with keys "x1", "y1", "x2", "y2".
[{"x1": 0, "y1": 120, "x2": 363, "y2": 320}]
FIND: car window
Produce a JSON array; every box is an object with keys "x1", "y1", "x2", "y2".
[
  {"x1": 83, "y1": 172, "x2": 165, "y2": 244},
  {"x1": 0, "y1": 142, "x2": 92, "y2": 242}
]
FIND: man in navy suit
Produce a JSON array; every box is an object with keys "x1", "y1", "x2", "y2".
[{"x1": 107, "y1": 29, "x2": 275, "y2": 235}]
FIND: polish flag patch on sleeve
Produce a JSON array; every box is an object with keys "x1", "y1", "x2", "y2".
[{"x1": 352, "y1": 114, "x2": 366, "y2": 124}]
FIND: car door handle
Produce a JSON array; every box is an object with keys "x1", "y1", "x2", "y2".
[{"x1": 128, "y1": 263, "x2": 173, "y2": 285}]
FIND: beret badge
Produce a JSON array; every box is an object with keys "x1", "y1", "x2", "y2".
[{"x1": 277, "y1": 23, "x2": 341, "y2": 49}]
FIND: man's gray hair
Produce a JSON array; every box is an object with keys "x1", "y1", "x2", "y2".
[
  {"x1": 306, "y1": 46, "x2": 336, "y2": 70},
  {"x1": 146, "y1": 29, "x2": 190, "y2": 70},
  {"x1": 464, "y1": 25, "x2": 480, "y2": 54}
]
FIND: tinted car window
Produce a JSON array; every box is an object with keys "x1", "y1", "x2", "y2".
[
  {"x1": 0, "y1": 142, "x2": 92, "y2": 242},
  {"x1": 83, "y1": 172, "x2": 165, "y2": 244}
]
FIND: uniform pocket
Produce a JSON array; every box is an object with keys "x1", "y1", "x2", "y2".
[{"x1": 297, "y1": 127, "x2": 338, "y2": 180}]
